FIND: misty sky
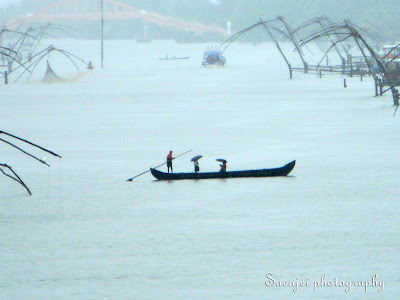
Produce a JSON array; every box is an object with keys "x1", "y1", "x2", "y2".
[
  {"x1": 0, "y1": 0, "x2": 222, "y2": 8},
  {"x1": 1, "y1": 0, "x2": 398, "y2": 40},
  {"x1": 0, "y1": 0, "x2": 218, "y2": 9},
  {"x1": 0, "y1": 0, "x2": 20, "y2": 8}
]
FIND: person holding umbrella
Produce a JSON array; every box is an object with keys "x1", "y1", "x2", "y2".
[
  {"x1": 194, "y1": 160, "x2": 200, "y2": 173},
  {"x1": 217, "y1": 159, "x2": 227, "y2": 173},
  {"x1": 191, "y1": 155, "x2": 202, "y2": 173}
]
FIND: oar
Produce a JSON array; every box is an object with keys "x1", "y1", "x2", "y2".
[{"x1": 126, "y1": 149, "x2": 193, "y2": 181}]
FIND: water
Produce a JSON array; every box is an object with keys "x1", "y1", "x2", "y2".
[{"x1": 1, "y1": 40, "x2": 399, "y2": 299}]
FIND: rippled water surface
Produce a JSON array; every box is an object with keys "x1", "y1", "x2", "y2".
[{"x1": 1, "y1": 40, "x2": 399, "y2": 299}]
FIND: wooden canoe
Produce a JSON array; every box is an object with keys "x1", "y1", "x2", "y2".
[{"x1": 150, "y1": 160, "x2": 295, "y2": 180}]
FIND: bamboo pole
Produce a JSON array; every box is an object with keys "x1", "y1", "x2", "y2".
[{"x1": 0, "y1": 164, "x2": 32, "y2": 195}]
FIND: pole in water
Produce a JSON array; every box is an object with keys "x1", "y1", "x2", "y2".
[{"x1": 101, "y1": 0, "x2": 104, "y2": 68}]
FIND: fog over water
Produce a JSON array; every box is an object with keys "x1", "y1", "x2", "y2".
[{"x1": 1, "y1": 39, "x2": 399, "y2": 299}]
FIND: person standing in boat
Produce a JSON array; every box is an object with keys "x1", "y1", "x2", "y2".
[
  {"x1": 87, "y1": 61, "x2": 94, "y2": 70},
  {"x1": 166, "y1": 150, "x2": 173, "y2": 173},
  {"x1": 194, "y1": 160, "x2": 200, "y2": 173},
  {"x1": 219, "y1": 161, "x2": 227, "y2": 173}
]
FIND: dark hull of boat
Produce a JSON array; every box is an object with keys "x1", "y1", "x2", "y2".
[
  {"x1": 150, "y1": 160, "x2": 295, "y2": 180},
  {"x1": 202, "y1": 60, "x2": 225, "y2": 67}
]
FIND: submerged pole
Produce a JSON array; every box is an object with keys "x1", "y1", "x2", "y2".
[
  {"x1": 348, "y1": 54, "x2": 353, "y2": 77},
  {"x1": 101, "y1": 0, "x2": 104, "y2": 68},
  {"x1": 342, "y1": 57, "x2": 346, "y2": 75},
  {"x1": 394, "y1": 89, "x2": 399, "y2": 106}
]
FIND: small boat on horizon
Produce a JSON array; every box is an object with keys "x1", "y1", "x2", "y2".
[
  {"x1": 150, "y1": 160, "x2": 295, "y2": 181},
  {"x1": 159, "y1": 55, "x2": 190, "y2": 60}
]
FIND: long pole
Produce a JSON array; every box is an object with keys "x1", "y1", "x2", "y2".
[
  {"x1": 127, "y1": 149, "x2": 193, "y2": 181},
  {"x1": 101, "y1": 0, "x2": 104, "y2": 68},
  {"x1": 0, "y1": 130, "x2": 61, "y2": 158},
  {"x1": 0, "y1": 137, "x2": 50, "y2": 167}
]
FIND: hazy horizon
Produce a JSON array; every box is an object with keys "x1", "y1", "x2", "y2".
[{"x1": 1, "y1": 1, "x2": 399, "y2": 41}]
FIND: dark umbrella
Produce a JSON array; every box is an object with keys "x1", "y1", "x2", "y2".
[
  {"x1": 216, "y1": 158, "x2": 227, "y2": 163},
  {"x1": 190, "y1": 155, "x2": 203, "y2": 162}
]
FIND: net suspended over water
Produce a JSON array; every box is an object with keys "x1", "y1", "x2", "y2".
[
  {"x1": 40, "y1": 60, "x2": 87, "y2": 83},
  {"x1": 42, "y1": 60, "x2": 62, "y2": 83}
]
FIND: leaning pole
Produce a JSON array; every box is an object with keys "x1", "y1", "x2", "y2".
[{"x1": 101, "y1": 0, "x2": 104, "y2": 68}]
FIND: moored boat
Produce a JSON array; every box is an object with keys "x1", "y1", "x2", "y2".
[
  {"x1": 150, "y1": 160, "x2": 295, "y2": 180},
  {"x1": 202, "y1": 50, "x2": 226, "y2": 67}
]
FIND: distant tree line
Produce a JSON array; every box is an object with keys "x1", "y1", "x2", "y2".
[{"x1": 2, "y1": 0, "x2": 399, "y2": 41}]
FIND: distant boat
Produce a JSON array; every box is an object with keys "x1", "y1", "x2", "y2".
[
  {"x1": 202, "y1": 50, "x2": 226, "y2": 67},
  {"x1": 159, "y1": 55, "x2": 190, "y2": 61},
  {"x1": 150, "y1": 160, "x2": 295, "y2": 180}
]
